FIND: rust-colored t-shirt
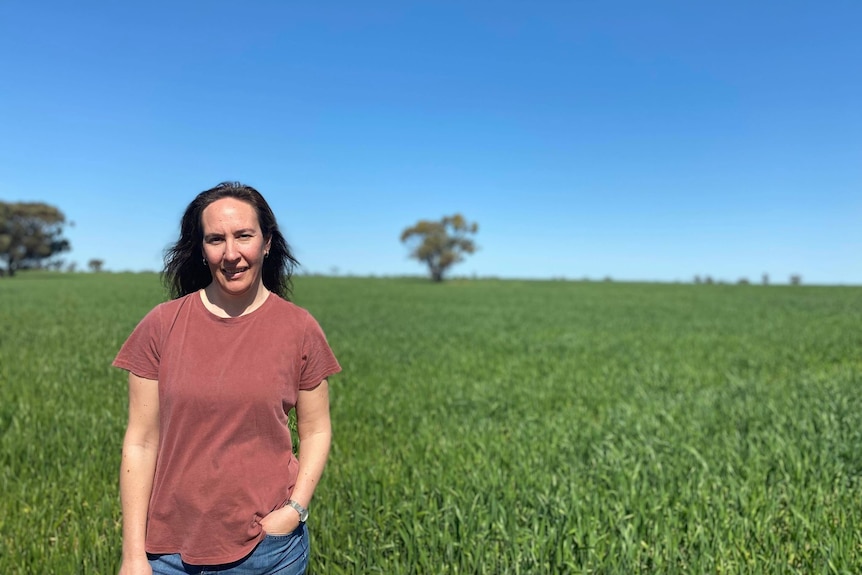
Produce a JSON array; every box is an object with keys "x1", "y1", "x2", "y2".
[{"x1": 113, "y1": 291, "x2": 341, "y2": 565}]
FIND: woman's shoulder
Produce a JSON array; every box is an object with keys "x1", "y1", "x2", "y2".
[
  {"x1": 265, "y1": 296, "x2": 333, "y2": 338},
  {"x1": 271, "y1": 296, "x2": 336, "y2": 332},
  {"x1": 140, "y1": 292, "x2": 199, "y2": 325},
  {"x1": 156, "y1": 291, "x2": 198, "y2": 312},
  {"x1": 266, "y1": 294, "x2": 312, "y2": 319}
]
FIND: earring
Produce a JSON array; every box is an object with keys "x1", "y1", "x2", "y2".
[{"x1": 202, "y1": 257, "x2": 207, "y2": 265}]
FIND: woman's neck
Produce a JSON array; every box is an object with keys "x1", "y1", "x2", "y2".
[{"x1": 201, "y1": 283, "x2": 270, "y2": 318}]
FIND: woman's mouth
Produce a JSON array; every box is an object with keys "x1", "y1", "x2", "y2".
[{"x1": 222, "y1": 267, "x2": 249, "y2": 278}]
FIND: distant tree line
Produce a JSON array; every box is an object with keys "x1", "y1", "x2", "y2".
[
  {"x1": 694, "y1": 273, "x2": 802, "y2": 285},
  {"x1": 0, "y1": 201, "x2": 113, "y2": 276},
  {"x1": 3, "y1": 200, "x2": 810, "y2": 286}
]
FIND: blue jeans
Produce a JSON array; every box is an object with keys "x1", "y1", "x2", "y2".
[{"x1": 148, "y1": 523, "x2": 309, "y2": 575}]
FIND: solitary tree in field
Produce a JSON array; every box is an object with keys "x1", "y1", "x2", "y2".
[
  {"x1": 88, "y1": 259, "x2": 104, "y2": 272},
  {"x1": 400, "y1": 214, "x2": 478, "y2": 282},
  {"x1": 0, "y1": 201, "x2": 71, "y2": 277}
]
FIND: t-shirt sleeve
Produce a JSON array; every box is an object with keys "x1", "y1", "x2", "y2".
[
  {"x1": 299, "y1": 312, "x2": 342, "y2": 390},
  {"x1": 112, "y1": 305, "x2": 163, "y2": 380}
]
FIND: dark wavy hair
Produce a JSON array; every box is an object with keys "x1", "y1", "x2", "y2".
[{"x1": 162, "y1": 182, "x2": 298, "y2": 300}]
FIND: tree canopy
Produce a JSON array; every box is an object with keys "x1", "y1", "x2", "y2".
[
  {"x1": 400, "y1": 214, "x2": 478, "y2": 282},
  {"x1": 0, "y1": 201, "x2": 71, "y2": 276}
]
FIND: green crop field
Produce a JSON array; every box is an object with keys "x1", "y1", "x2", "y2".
[{"x1": 1, "y1": 272, "x2": 861, "y2": 574}]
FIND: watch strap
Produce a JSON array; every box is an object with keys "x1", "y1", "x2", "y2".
[{"x1": 286, "y1": 499, "x2": 309, "y2": 522}]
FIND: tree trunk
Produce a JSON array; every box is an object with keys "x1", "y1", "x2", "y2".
[{"x1": 430, "y1": 265, "x2": 444, "y2": 282}]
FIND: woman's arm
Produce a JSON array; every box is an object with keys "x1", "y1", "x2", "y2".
[
  {"x1": 260, "y1": 379, "x2": 332, "y2": 534},
  {"x1": 118, "y1": 373, "x2": 160, "y2": 575},
  {"x1": 290, "y1": 379, "x2": 332, "y2": 508}
]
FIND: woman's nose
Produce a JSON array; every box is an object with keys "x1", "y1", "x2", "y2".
[{"x1": 223, "y1": 239, "x2": 241, "y2": 261}]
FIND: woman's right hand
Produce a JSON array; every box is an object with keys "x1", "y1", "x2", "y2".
[{"x1": 118, "y1": 556, "x2": 152, "y2": 575}]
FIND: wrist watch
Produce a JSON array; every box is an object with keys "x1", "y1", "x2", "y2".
[{"x1": 286, "y1": 499, "x2": 309, "y2": 523}]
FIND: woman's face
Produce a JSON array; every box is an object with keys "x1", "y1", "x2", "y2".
[{"x1": 201, "y1": 197, "x2": 272, "y2": 301}]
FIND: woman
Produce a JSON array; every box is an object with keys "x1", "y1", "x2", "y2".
[{"x1": 114, "y1": 182, "x2": 341, "y2": 575}]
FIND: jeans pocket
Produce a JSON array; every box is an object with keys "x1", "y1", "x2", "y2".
[
  {"x1": 264, "y1": 523, "x2": 302, "y2": 538},
  {"x1": 254, "y1": 524, "x2": 308, "y2": 573}
]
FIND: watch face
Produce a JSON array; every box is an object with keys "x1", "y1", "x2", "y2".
[{"x1": 289, "y1": 501, "x2": 308, "y2": 522}]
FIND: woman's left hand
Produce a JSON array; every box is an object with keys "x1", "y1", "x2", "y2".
[{"x1": 260, "y1": 505, "x2": 301, "y2": 535}]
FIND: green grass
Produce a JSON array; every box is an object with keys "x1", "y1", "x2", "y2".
[{"x1": 1, "y1": 272, "x2": 861, "y2": 573}]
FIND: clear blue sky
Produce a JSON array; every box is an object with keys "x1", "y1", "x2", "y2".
[{"x1": 1, "y1": 1, "x2": 860, "y2": 284}]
